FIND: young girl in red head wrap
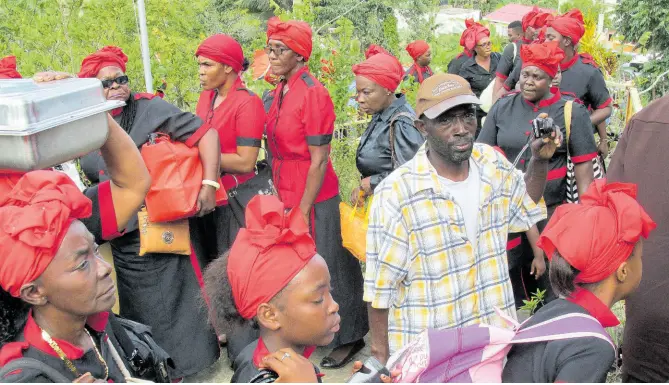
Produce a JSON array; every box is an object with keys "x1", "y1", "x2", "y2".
[
  {"x1": 265, "y1": 18, "x2": 369, "y2": 368},
  {"x1": 503, "y1": 179, "x2": 655, "y2": 383},
  {"x1": 203, "y1": 195, "x2": 340, "y2": 382},
  {"x1": 404, "y1": 40, "x2": 433, "y2": 84}
]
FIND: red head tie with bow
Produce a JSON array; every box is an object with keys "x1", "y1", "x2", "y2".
[
  {"x1": 521, "y1": 41, "x2": 565, "y2": 78},
  {"x1": 459, "y1": 20, "x2": 490, "y2": 52},
  {"x1": 549, "y1": 9, "x2": 586, "y2": 45},
  {"x1": 78, "y1": 46, "x2": 128, "y2": 78},
  {"x1": 227, "y1": 195, "x2": 317, "y2": 319},
  {"x1": 538, "y1": 179, "x2": 656, "y2": 283},
  {"x1": 352, "y1": 53, "x2": 404, "y2": 92},
  {"x1": 196, "y1": 34, "x2": 245, "y2": 73},
  {"x1": 0, "y1": 171, "x2": 92, "y2": 297},
  {"x1": 266, "y1": 17, "x2": 313, "y2": 61}
]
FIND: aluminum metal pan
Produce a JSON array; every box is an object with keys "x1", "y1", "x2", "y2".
[{"x1": 0, "y1": 78, "x2": 124, "y2": 135}]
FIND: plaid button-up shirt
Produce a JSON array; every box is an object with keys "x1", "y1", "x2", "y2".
[{"x1": 364, "y1": 143, "x2": 546, "y2": 354}]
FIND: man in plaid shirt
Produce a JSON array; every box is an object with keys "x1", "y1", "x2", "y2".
[{"x1": 364, "y1": 73, "x2": 560, "y2": 363}]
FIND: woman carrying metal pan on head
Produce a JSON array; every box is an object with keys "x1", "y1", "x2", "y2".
[{"x1": 77, "y1": 46, "x2": 221, "y2": 380}]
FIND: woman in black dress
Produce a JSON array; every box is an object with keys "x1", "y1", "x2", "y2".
[
  {"x1": 350, "y1": 51, "x2": 424, "y2": 203},
  {"x1": 77, "y1": 46, "x2": 221, "y2": 379}
]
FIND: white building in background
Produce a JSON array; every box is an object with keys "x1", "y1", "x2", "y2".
[{"x1": 396, "y1": 6, "x2": 480, "y2": 36}]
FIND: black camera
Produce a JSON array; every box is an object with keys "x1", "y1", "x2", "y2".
[
  {"x1": 531, "y1": 116, "x2": 557, "y2": 139},
  {"x1": 347, "y1": 357, "x2": 391, "y2": 383}
]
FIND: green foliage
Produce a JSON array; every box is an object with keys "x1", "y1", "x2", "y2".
[
  {"x1": 615, "y1": 0, "x2": 669, "y2": 98},
  {"x1": 519, "y1": 289, "x2": 546, "y2": 315}
]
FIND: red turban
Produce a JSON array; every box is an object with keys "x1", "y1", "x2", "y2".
[
  {"x1": 538, "y1": 180, "x2": 656, "y2": 284},
  {"x1": 0, "y1": 56, "x2": 21, "y2": 79},
  {"x1": 521, "y1": 41, "x2": 565, "y2": 78},
  {"x1": 406, "y1": 40, "x2": 430, "y2": 61},
  {"x1": 196, "y1": 34, "x2": 245, "y2": 73},
  {"x1": 78, "y1": 46, "x2": 128, "y2": 78},
  {"x1": 228, "y1": 195, "x2": 317, "y2": 320},
  {"x1": 365, "y1": 44, "x2": 391, "y2": 59},
  {"x1": 0, "y1": 171, "x2": 92, "y2": 297},
  {"x1": 352, "y1": 53, "x2": 404, "y2": 92},
  {"x1": 459, "y1": 20, "x2": 490, "y2": 51},
  {"x1": 522, "y1": 7, "x2": 541, "y2": 32},
  {"x1": 549, "y1": 9, "x2": 586, "y2": 45},
  {"x1": 533, "y1": 12, "x2": 555, "y2": 29},
  {"x1": 266, "y1": 17, "x2": 313, "y2": 61}
]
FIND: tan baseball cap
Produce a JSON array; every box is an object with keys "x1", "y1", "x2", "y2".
[{"x1": 415, "y1": 73, "x2": 481, "y2": 119}]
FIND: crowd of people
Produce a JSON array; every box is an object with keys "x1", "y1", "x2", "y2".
[{"x1": 0, "y1": 6, "x2": 668, "y2": 384}]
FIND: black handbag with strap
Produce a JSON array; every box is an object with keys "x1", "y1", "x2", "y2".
[{"x1": 226, "y1": 157, "x2": 277, "y2": 228}]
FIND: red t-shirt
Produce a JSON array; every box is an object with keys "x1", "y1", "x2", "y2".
[
  {"x1": 265, "y1": 67, "x2": 339, "y2": 209},
  {"x1": 196, "y1": 77, "x2": 265, "y2": 191}
]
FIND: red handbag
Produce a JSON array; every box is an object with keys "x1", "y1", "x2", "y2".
[{"x1": 141, "y1": 133, "x2": 227, "y2": 222}]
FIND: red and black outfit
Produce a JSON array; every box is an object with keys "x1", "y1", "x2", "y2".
[
  {"x1": 266, "y1": 66, "x2": 369, "y2": 348},
  {"x1": 231, "y1": 338, "x2": 322, "y2": 383},
  {"x1": 195, "y1": 77, "x2": 265, "y2": 255},
  {"x1": 404, "y1": 40, "x2": 433, "y2": 84}
]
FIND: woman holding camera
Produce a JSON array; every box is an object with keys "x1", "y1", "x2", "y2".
[{"x1": 477, "y1": 41, "x2": 596, "y2": 305}]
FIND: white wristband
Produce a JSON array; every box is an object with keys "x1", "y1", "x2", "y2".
[{"x1": 202, "y1": 179, "x2": 221, "y2": 190}]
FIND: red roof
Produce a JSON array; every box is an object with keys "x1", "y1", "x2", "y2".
[{"x1": 484, "y1": 4, "x2": 556, "y2": 24}]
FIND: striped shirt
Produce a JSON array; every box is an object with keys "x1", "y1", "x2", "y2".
[{"x1": 364, "y1": 143, "x2": 546, "y2": 353}]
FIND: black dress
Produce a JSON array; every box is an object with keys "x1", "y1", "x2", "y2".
[
  {"x1": 356, "y1": 94, "x2": 424, "y2": 191},
  {"x1": 458, "y1": 52, "x2": 501, "y2": 132},
  {"x1": 79, "y1": 93, "x2": 220, "y2": 378}
]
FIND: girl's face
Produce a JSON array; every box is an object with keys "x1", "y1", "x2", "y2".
[{"x1": 271, "y1": 255, "x2": 341, "y2": 347}]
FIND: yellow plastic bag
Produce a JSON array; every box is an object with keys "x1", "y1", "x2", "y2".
[{"x1": 339, "y1": 198, "x2": 370, "y2": 262}]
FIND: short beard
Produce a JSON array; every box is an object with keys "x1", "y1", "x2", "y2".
[{"x1": 428, "y1": 136, "x2": 474, "y2": 165}]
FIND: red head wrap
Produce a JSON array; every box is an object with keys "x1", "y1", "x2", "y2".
[
  {"x1": 365, "y1": 44, "x2": 391, "y2": 59},
  {"x1": 0, "y1": 171, "x2": 92, "y2": 297},
  {"x1": 352, "y1": 53, "x2": 404, "y2": 92},
  {"x1": 549, "y1": 9, "x2": 586, "y2": 45},
  {"x1": 0, "y1": 56, "x2": 22, "y2": 79},
  {"x1": 78, "y1": 46, "x2": 128, "y2": 78},
  {"x1": 538, "y1": 180, "x2": 656, "y2": 284},
  {"x1": 522, "y1": 7, "x2": 540, "y2": 32},
  {"x1": 521, "y1": 41, "x2": 565, "y2": 78},
  {"x1": 196, "y1": 34, "x2": 245, "y2": 73},
  {"x1": 228, "y1": 195, "x2": 317, "y2": 320},
  {"x1": 406, "y1": 40, "x2": 430, "y2": 61},
  {"x1": 266, "y1": 17, "x2": 313, "y2": 61},
  {"x1": 533, "y1": 12, "x2": 555, "y2": 29},
  {"x1": 459, "y1": 20, "x2": 490, "y2": 51}
]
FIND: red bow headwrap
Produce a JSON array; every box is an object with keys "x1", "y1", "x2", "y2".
[
  {"x1": 406, "y1": 40, "x2": 430, "y2": 61},
  {"x1": 228, "y1": 195, "x2": 317, "y2": 320},
  {"x1": 365, "y1": 44, "x2": 391, "y2": 59},
  {"x1": 0, "y1": 171, "x2": 92, "y2": 297},
  {"x1": 459, "y1": 20, "x2": 490, "y2": 52},
  {"x1": 538, "y1": 180, "x2": 656, "y2": 284},
  {"x1": 532, "y1": 12, "x2": 555, "y2": 29},
  {"x1": 522, "y1": 7, "x2": 540, "y2": 32},
  {"x1": 549, "y1": 9, "x2": 586, "y2": 45},
  {"x1": 266, "y1": 17, "x2": 313, "y2": 61},
  {"x1": 0, "y1": 56, "x2": 22, "y2": 79},
  {"x1": 196, "y1": 34, "x2": 245, "y2": 73},
  {"x1": 521, "y1": 41, "x2": 565, "y2": 78},
  {"x1": 352, "y1": 53, "x2": 404, "y2": 92},
  {"x1": 78, "y1": 46, "x2": 128, "y2": 78}
]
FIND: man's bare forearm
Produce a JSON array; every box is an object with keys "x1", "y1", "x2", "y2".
[
  {"x1": 524, "y1": 157, "x2": 549, "y2": 203},
  {"x1": 368, "y1": 305, "x2": 390, "y2": 365}
]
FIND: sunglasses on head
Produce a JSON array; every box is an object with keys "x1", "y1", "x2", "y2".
[{"x1": 101, "y1": 75, "x2": 129, "y2": 89}]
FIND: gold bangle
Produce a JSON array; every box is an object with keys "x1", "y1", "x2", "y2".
[{"x1": 202, "y1": 179, "x2": 221, "y2": 190}]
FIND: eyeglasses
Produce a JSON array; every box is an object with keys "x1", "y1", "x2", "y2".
[
  {"x1": 436, "y1": 111, "x2": 477, "y2": 129},
  {"x1": 100, "y1": 75, "x2": 129, "y2": 89},
  {"x1": 476, "y1": 41, "x2": 492, "y2": 48},
  {"x1": 264, "y1": 45, "x2": 291, "y2": 57}
]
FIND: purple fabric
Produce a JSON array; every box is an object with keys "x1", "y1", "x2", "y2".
[{"x1": 420, "y1": 327, "x2": 491, "y2": 382}]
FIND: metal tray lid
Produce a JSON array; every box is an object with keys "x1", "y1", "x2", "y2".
[{"x1": 0, "y1": 78, "x2": 124, "y2": 135}]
